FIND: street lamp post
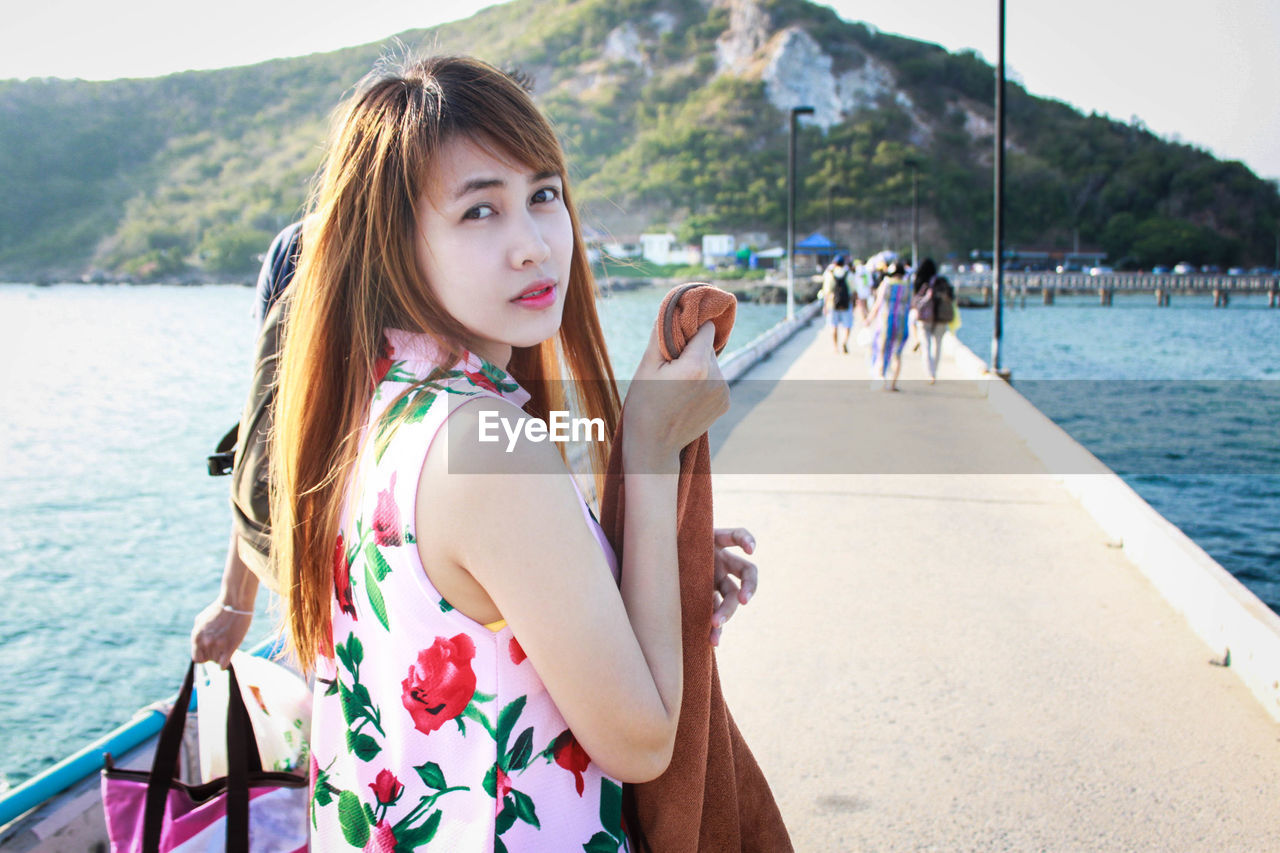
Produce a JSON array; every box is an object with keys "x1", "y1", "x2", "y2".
[
  {"x1": 787, "y1": 105, "x2": 815, "y2": 321},
  {"x1": 992, "y1": 0, "x2": 1007, "y2": 375},
  {"x1": 907, "y1": 159, "x2": 920, "y2": 270}
]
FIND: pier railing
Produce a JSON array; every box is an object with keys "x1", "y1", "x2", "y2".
[{"x1": 949, "y1": 271, "x2": 1280, "y2": 307}]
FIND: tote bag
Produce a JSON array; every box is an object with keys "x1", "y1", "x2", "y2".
[
  {"x1": 196, "y1": 652, "x2": 312, "y2": 781},
  {"x1": 101, "y1": 661, "x2": 308, "y2": 853}
]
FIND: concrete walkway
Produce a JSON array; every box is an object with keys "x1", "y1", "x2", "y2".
[{"x1": 710, "y1": 320, "x2": 1280, "y2": 851}]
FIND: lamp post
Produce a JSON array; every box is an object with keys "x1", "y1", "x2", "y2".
[
  {"x1": 991, "y1": 0, "x2": 1007, "y2": 375},
  {"x1": 906, "y1": 158, "x2": 920, "y2": 270},
  {"x1": 787, "y1": 105, "x2": 815, "y2": 321}
]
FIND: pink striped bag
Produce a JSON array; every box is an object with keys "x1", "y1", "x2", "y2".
[{"x1": 101, "y1": 662, "x2": 308, "y2": 853}]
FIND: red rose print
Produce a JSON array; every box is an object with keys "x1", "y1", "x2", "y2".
[
  {"x1": 508, "y1": 637, "x2": 527, "y2": 665},
  {"x1": 552, "y1": 729, "x2": 591, "y2": 796},
  {"x1": 363, "y1": 821, "x2": 396, "y2": 853},
  {"x1": 333, "y1": 534, "x2": 356, "y2": 619},
  {"x1": 372, "y1": 473, "x2": 402, "y2": 547},
  {"x1": 401, "y1": 634, "x2": 477, "y2": 735},
  {"x1": 495, "y1": 766, "x2": 512, "y2": 803},
  {"x1": 373, "y1": 340, "x2": 396, "y2": 386},
  {"x1": 368, "y1": 769, "x2": 403, "y2": 806},
  {"x1": 464, "y1": 369, "x2": 498, "y2": 393}
]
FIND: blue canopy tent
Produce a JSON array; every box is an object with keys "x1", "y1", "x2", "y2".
[
  {"x1": 794, "y1": 231, "x2": 841, "y2": 271},
  {"x1": 795, "y1": 232, "x2": 838, "y2": 254}
]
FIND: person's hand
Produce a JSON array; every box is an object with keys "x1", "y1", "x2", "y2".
[
  {"x1": 710, "y1": 527, "x2": 758, "y2": 647},
  {"x1": 623, "y1": 321, "x2": 729, "y2": 472},
  {"x1": 191, "y1": 599, "x2": 252, "y2": 669}
]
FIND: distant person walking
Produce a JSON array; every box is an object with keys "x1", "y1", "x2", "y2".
[
  {"x1": 865, "y1": 260, "x2": 912, "y2": 390},
  {"x1": 910, "y1": 258, "x2": 955, "y2": 383},
  {"x1": 819, "y1": 254, "x2": 854, "y2": 353},
  {"x1": 852, "y1": 258, "x2": 873, "y2": 325}
]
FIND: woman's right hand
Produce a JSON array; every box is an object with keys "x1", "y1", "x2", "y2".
[{"x1": 622, "y1": 320, "x2": 730, "y2": 472}]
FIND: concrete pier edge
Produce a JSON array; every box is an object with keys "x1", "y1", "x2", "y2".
[
  {"x1": 948, "y1": 334, "x2": 1280, "y2": 722},
  {"x1": 719, "y1": 298, "x2": 824, "y2": 383}
]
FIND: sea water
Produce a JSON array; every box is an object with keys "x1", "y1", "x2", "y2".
[
  {"x1": 953, "y1": 290, "x2": 1280, "y2": 610},
  {"x1": 0, "y1": 283, "x2": 783, "y2": 787}
]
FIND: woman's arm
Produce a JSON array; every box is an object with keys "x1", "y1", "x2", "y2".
[
  {"x1": 865, "y1": 284, "x2": 886, "y2": 324},
  {"x1": 191, "y1": 528, "x2": 260, "y2": 668},
  {"x1": 418, "y1": 324, "x2": 726, "y2": 783}
]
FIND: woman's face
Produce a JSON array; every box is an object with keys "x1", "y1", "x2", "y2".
[{"x1": 415, "y1": 136, "x2": 573, "y2": 367}]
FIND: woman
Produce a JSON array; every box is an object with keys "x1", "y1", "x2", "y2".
[
  {"x1": 865, "y1": 260, "x2": 913, "y2": 391},
  {"x1": 911, "y1": 258, "x2": 951, "y2": 383},
  {"x1": 272, "y1": 56, "x2": 741, "y2": 850}
]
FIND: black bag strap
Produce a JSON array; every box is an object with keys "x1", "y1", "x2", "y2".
[
  {"x1": 142, "y1": 662, "x2": 262, "y2": 853},
  {"x1": 224, "y1": 665, "x2": 255, "y2": 852}
]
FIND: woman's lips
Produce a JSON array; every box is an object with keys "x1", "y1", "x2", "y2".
[{"x1": 512, "y1": 281, "x2": 556, "y2": 309}]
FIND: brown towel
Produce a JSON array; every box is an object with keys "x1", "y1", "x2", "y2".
[{"x1": 600, "y1": 284, "x2": 792, "y2": 852}]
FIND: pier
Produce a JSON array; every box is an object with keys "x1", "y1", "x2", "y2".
[{"x1": 710, "y1": 312, "x2": 1280, "y2": 849}]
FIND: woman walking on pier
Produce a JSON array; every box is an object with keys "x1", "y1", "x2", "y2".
[
  {"x1": 271, "y1": 56, "x2": 738, "y2": 851},
  {"x1": 866, "y1": 260, "x2": 912, "y2": 390},
  {"x1": 911, "y1": 258, "x2": 954, "y2": 383}
]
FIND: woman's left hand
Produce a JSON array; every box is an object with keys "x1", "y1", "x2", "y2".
[{"x1": 711, "y1": 527, "x2": 758, "y2": 646}]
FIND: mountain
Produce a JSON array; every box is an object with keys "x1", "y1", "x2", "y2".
[{"x1": 1, "y1": 0, "x2": 1277, "y2": 281}]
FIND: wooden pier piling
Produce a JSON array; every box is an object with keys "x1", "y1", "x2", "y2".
[
  {"x1": 1043, "y1": 288, "x2": 1055, "y2": 305},
  {"x1": 1098, "y1": 287, "x2": 1113, "y2": 306},
  {"x1": 1213, "y1": 288, "x2": 1230, "y2": 307}
]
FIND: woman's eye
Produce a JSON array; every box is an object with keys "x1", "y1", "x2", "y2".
[
  {"x1": 531, "y1": 186, "x2": 561, "y2": 205},
  {"x1": 463, "y1": 204, "x2": 495, "y2": 221}
]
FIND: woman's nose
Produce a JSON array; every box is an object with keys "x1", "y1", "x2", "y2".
[{"x1": 510, "y1": 212, "x2": 551, "y2": 268}]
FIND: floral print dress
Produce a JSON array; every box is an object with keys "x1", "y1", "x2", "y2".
[
  {"x1": 869, "y1": 276, "x2": 912, "y2": 375},
  {"x1": 309, "y1": 329, "x2": 629, "y2": 852}
]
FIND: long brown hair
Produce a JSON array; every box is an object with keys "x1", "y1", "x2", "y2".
[{"x1": 272, "y1": 56, "x2": 621, "y2": 673}]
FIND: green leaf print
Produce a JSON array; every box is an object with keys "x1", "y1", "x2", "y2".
[
  {"x1": 396, "y1": 809, "x2": 443, "y2": 849},
  {"x1": 346, "y1": 729, "x2": 380, "y2": 762},
  {"x1": 494, "y1": 838, "x2": 509, "y2": 853},
  {"x1": 338, "y1": 682, "x2": 363, "y2": 728},
  {"x1": 364, "y1": 561, "x2": 390, "y2": 631},
  {"x1": 335, "y1": 634, "x2": 363, "y2": 675},
  {"x1": 472, "y1": 690, "x2": 496, "y2": 704},
  {"x1": 403, "y1": 387, "x2": 441, "y2": 425},
  {"x1": 495, "y1": 797, "x2": 518, "y2": 835},
  {"x1": 373, "y1": 394, "x2": 413, "y2": 463},
  {"x1": 482, "y1": 764, "x2": 497, "y2": 799},
  {"x1": 437, "y1": 598, "x2": 454, "y2": 613},
  {"x1": 364, "y1": 540, "x2": 392, "y2": 582},
  {"x1": 507, "y1": 727, "x2": 534, "y2": 772},
  {"x1": 599, "y1": 778, "x2": 623, "y2": 841},
  {"x1": 510, "y1": 789, "x2": 540, "y2": 829},
  {"x1": 372, "y1": 377, "x2": 448, "y2": 464},
  {"x1": 414, "y1": 762, "x2": 447, "y2": 791},
  {"x1": 337, "y1": 791, "x2": 370, "y2": 848},
  {"x1": 495, "y1": 696, "x2": 527, "y2": 756},
  {"x1": 462, "y1": 702, "x2": 496, "y2": 739},
  {"x1": 479, "y1": 361, "x2": 520, "y2": 393},
  {"x1": 583, "y1": 831, "x2": 620, "y2": 853}
]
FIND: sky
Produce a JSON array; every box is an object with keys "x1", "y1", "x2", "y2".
[{"x1": 3, "y1": 0, "x2": 1278, "y2": 180}]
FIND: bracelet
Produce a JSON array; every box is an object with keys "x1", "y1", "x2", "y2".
[{"x1": 221, "y1": 604, "x2": 254, "y2": 616}]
